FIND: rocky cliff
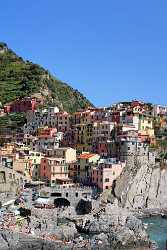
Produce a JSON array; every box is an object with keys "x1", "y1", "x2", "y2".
[{"x1": 113, "y1": 152, "x2": 167, "y2": 210}]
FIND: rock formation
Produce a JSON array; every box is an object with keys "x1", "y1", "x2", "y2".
[
  {"x1": 0, "y1": 203, "x2": 152, "y2": 250},
  {"x1": 113, "y1": 152, "x2": 167, "y2": 210},
  {"x1": 70, "y1": 203, "x2": 151, "y2": 249}
]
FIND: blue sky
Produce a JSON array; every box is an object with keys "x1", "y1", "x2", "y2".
[{"x1": 1, "y1": 0, "x2": 167, "y2": 106}]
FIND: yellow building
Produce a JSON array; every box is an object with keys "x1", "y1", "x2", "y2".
[
  {"x1": 13, "y1": 158, "x2": 32, "y2": 179},
  {"x1": 74, "y1": 123, "x2": 93, "y2": 152},
  {"x1": 53, "y1": 147, "x2": 76, "y2": 163},
  {"x1": 138, "y1": 115, "x2": 154, "y2": 138},
  {"x1": 139, "y1": 115, "x2": 153, "y2": 131}
]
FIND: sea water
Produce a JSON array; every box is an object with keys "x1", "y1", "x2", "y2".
[{"x1": 143, "y1": 216, "x2": 167, "y2": 250}]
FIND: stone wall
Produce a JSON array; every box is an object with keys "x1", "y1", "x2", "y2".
[
  {"x1": 0, "y1": 166, "x2": 29, "y2": 193},
  {"x1": 40, "y1": 186, "x2": 93, "y2": 207}
]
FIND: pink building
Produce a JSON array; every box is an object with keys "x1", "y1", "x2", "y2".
[
  {"x1": 40, "y1": 157, "x2": 69, "y2": 186},
  {"x1": 4, "y1": 97, "x2": 36, "y2": 113},
  {"x1": 91, "y1": 161, "x2": 125, "y2": 191}
]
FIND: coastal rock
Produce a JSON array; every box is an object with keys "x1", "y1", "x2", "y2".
[
  {"x1": 109, "y1": 226, "x2": 136, "y2": 249},
  {"x1": 0, "y1": 233, "x2": 9, "y2": 249},
  {"x1": 0, "y1": 230, "x2": 63, "y2": 250},
  {"x1": 114, "y1": 154, "x2": 167, "y2": 210},
  {"x1": 73, "y1": 204, "x2": 150, "y2": 249},
  {"x1": 92, "y1": 232, "x2": 108, "y2": 242},
  {"x1": 0, "y1": 202, "x2": 151, "y2": 250},
  {"x1": 53, "y1": 222, "x2": 78, "y2": 240},
  {"x1": 125, "y1": 215, "x2": 143, "y2": 233}
]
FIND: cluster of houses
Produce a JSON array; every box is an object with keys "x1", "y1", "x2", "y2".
[{"x1": 0, "y1": 97, "x2": 167, "y2": 191}]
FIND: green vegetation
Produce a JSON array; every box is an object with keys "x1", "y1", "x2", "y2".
[
  {"x1": 0, "y1": 42, "x2": 93, "y2": 112},
  {"x1": 0, "y1": 113, "x2": 26, "y2": 130}
]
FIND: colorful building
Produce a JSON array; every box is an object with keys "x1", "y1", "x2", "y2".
[
  {"x1": 91, "y1": 160, "x2": 125, "y2": 191},
  {"x1": 75, "y1": 152, "x2": 100, "y2": 182},
  {"x1": 4, "y1": 97, "x2": 36, "y2": 113},
  {"x1": 40, "y1": 157, "x2": 69, "y2": 186}
]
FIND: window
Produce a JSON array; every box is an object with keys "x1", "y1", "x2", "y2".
[
  {"x1": 51, "y1": 192, "x2": 61, "y2": 197},
  {"x1": 66, "y1": 193, "x2": 68, "y2": 197},
  {"x1": 105, "y1": 178, "x2": 109, "y2": 182},
  {"x1": 105, "y1": 186, "x2": 109, "y2": 189},
  {"x1": 75, "y1": 192, "x2": 78, "y2": 197},
  {"x1": 113, "y1": 171, "x2": 115, "y2": 176}
]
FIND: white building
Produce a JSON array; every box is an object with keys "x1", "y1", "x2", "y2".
[{"x1": 154, "y1": 105, "x2": 167, "y2": 116}]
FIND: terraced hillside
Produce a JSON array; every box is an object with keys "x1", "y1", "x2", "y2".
[{"x1": 0, "y1": 42, "x2": 93, "y2": 113}]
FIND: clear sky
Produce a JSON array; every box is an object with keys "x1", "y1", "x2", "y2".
[{"x1": 1, "y1": 0, "x2": 167, "y2": 107}]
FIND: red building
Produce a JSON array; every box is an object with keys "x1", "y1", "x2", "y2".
[
  {"x1": 4, "y1": 97, "x2": 36, "y2": 113},
  {"x1": 96, "y1": 142, "x2": 108, "y2": 157},
  {"x1": 38, "y1": 128, "x2": 57, "y2": 138},
  {"x1": 111, "y1": 111, "x2": 120, "y2": 124}
]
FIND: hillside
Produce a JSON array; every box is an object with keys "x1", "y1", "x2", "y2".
[{"x1": 0, "y1": 42, "x2": 93, "y2": 113}]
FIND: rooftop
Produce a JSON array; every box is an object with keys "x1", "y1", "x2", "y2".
[{"x1": 79, "y1": 153, "x2": 97, "y2": 159}]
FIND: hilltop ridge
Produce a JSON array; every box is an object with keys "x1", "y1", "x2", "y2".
[{"x1": 0, "y1": 42, "x2": 93, "y2": 113}]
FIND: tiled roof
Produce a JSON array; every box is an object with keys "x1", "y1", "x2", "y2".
[{"x1": 79, "y1": 153, "x2": 96, "y2": 159}]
